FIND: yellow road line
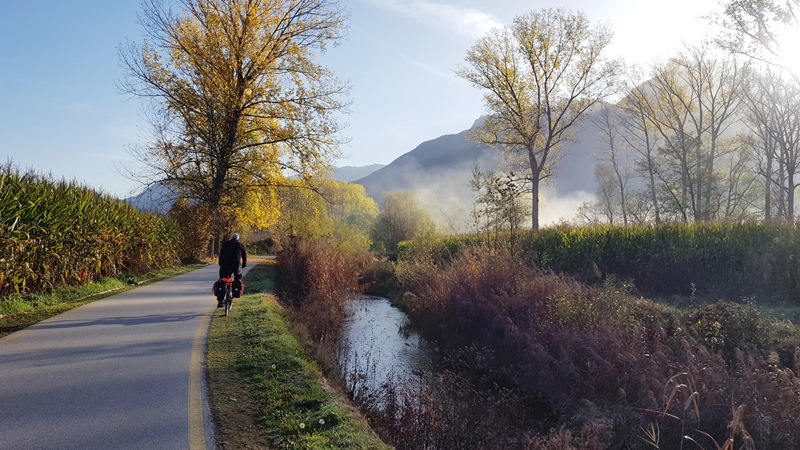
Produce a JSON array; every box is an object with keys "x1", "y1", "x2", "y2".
[{"x1": 189, "y1": 301, "x2": 216, "y2": 450}]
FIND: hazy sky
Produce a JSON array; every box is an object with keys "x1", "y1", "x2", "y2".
[{"x1": 0, "y1": 0, "x2": 720, "y2": 198}]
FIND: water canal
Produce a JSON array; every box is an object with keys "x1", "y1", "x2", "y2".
[{"x1": 338, "y1": 295, "x2": 430, "y2": 401}]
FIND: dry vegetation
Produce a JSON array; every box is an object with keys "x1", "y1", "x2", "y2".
[
  {"x1": 394, "y1": 246, "x2": 800, "y2": 448},
  {"x1": 279, "y1": 230, "x2": 800, "y2": 449}
]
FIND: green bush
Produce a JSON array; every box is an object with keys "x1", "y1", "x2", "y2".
[{"x1": 686, "y1": 302, "x2": 768, "y2": 360}]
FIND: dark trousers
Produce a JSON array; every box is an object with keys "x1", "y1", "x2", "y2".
[{"x1": 219, "y1": 266, "x2": 242, "y2": 280}]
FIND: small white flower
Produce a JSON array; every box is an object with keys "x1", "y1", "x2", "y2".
[
  {"x1": 319, "y1": 419, "x2": 325, "y2": 425},
  {"x1": 271, "y1": 364, "x2": 276, "y2": 369},
  {"x1": 299, "y1": 423, "x2": 305, "y2": 429}
]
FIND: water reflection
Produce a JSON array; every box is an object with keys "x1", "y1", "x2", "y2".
[{"x1": 339, "y1": 295, "x2": 428, "y2": 397}]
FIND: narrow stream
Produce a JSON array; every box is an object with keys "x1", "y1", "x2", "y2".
[{"x1": 339, "y1": 295, "x2": 429, "y2": 399}]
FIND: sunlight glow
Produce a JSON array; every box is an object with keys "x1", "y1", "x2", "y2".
[
  {"x1": 366, "y1": 0, "x2": 502, "y2": 39},
  {"x1": 777, "y1": 23, "x2": 800, "y2": 78}
]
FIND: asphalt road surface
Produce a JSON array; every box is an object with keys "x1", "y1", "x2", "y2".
[{"x1": 0, "y1": 263, "x2": 247, "y2": 450}]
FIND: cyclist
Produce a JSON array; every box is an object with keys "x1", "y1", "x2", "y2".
[{"x1": 217, "y1": 233, "x2": 247, "y2": 307}]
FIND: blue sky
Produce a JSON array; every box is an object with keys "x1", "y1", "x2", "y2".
[{"x1": 0, "y1": 0, "x2": 718, "y2": 198}]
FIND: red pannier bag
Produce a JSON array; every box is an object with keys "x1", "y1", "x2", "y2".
[
  {"x1": 232, "y1": 279, "x2": 244, "y2": 298},
  {"x1": 212, "y1": 279, "x2": 225, "y2": 298}
]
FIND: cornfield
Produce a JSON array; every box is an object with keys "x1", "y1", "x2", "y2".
[
  {"x1": 400, "y1": 221, "x2": 800, "y2": 301},
  {"x1": 0, "y1": 166, "x2": 179, "y2": 298}
]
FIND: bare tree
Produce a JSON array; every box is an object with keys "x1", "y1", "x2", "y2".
[
  {"x1": 713, "y1": 0, "x2": 800, "y2": 83},
  {"x1": 632, "y1": 47, "x2": 748, "y2": 222},
  {"x1": 469, "y1": 168, "x2": 529, "y2": 250},
  {"x1": 592, "y1": 105, "x2": 631, "y2": 225},
  {"x1": 617, "y1": 64, "x2": 663, "y2": 223},
  {"x1": 370, "y1": 192, "x2": 437, "y2": 255},
  {"x1": 593, "y1": 164, "x2": 620, "y2": 224},
  {"x1": 742, "y1": 69, "x2": 782, "y2": 220},
  {"x1": 457, "y1": 8, "x2": 619, "y2": 229},
  {"x1": 717, "y1": 136, "x2": 762, "y2": 220},
  {"x1": 745, "y1": 70, "x2": 800, "y2": 219}
]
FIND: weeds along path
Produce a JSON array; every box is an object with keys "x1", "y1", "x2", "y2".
[
  {"x1": 205, "y1": 259, "x2": 390, "y2": 449},
  {"x1": 0, "y1": 263, "x2": 233, "y2": 450}
]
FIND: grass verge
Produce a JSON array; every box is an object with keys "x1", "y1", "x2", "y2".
[
  {"x1": 0, "y1": 264, "x2": 203, "y2": 338},
  {"x1": 206, "y1": 261, "x2": 390, "y2": 449}
]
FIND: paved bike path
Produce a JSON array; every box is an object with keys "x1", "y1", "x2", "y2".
[{"x1": 0, "y1": 263, "x2": 246, "y2": 449}]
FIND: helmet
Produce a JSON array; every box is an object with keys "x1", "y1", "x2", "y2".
[{"x1": 231, "y1": 233, "x2": 239, "y2": 241}]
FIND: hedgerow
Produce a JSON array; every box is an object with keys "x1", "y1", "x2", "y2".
[{"x1": 400, "y1": 222, "x2": 800, "y2": 301}]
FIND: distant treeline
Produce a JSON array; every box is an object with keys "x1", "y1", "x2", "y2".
[
  {"x1": 400, "y1": 222, "x2": 800, "y2": 301},
  {"x1": 0, "y1": 167, "x2": 178, "y2": 298}
]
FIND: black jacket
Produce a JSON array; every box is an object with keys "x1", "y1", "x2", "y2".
[{"x1": 218, "y1": 239, "x2": 247, "y2": 268}]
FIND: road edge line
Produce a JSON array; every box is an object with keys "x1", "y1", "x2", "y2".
[{"x1": 189, "y1": 301, "x2": 216, "y2": 450}]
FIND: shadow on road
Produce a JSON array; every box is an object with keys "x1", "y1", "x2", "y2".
[{"x1": 31, "y1": 313, "x2": 204, "y2": 330}]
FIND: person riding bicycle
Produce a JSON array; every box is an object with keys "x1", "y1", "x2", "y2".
[{"x1": 217, "y1": 233, "x2": 247, "y2": 307}]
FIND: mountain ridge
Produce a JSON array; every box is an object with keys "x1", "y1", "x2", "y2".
[{"x1": 127, "y1": 112, "x2": 606, "y2": 227}]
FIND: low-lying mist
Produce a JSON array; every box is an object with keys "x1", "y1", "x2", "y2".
[{"x1": 411, "y1": 181, "x2": 597, "y2": 232}]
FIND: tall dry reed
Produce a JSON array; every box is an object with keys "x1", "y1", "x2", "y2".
[{"x1": 275, "y1": 239, "x2": 372, "y2": 344}]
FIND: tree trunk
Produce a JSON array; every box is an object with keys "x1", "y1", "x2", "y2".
[
  {"x1": 531, "y1": 179, "x2": 540, "y2": 230},
  {"x1": 648, "y1": 163, "x2": 660, "y2": 224},
  {"x1": 788, "y1": 172, "x2": 795, "y2": 220},
  {"x1": 611, "y1": 152, "x2": 628, "y2": 226},
  {"x1": 765, "y1": 147, "x2": 773, "y2": 221},
  {"x1": 695, "y1": 140, "x2": 704, "y2": 221}
]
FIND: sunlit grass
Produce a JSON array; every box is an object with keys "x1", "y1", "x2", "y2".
[{"x1": 206, "y1": 262, "x2": 390, "y2": 449}]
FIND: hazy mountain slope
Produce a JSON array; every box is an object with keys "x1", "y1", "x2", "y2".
[
  {"x1": 548, "y1": 109, "x2": 606, "y2": 195},
  {"x1": 353, "y1": 119, "x2": 498, "y2": 203},
  {"x1": 126, "y1": 110, "x2": 608, "y2": 227},
  {"x1": 352, "y1": 112, "x2": 607, "y2": 227},
  {"x1": 124, "y1": 183, "x2": 178, "y2": 214},
  {"x1": 333, "y1": 164, "x2": 384, "y2": 182}
]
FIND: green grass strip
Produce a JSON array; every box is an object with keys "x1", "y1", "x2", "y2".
[{"x1": 206, "y1": 262, "x2": 390, "y2": 449}]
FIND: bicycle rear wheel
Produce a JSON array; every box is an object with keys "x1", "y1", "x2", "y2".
[{"x1": 224, "y1": 284, "x2": 232, "y2": 316}]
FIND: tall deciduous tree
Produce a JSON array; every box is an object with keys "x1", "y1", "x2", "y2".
[
  {"x1": 617, "y1": 64, "x2": 663, "y2": 223},
  {"x1": 119, "y1": 0, "x2": 348, "y2": 244},
  {"x1": 631, "y1": 47, "x2": 748, "y2": 222},
  {"x1": 714, "y1": 0, "x2": 800, "y2": 221},
  {"x1": 582, "y1": 51, "x2": 760, "y2": 227},
  {"x1": 457, "y1": 8, "x2": 619, "y2": 229},
  {"x1": 370, "y1": 192, "x2": 436, "y2": 254},
  {"x1": 592, "y1": 104, "x2": 632, "y2": 225},
  {"x1": 713, "y1": 0, "x2": 800, "y2": 83},
  {"x1": 272, "y1": 180, "x2": 379, "y2": 252},
  {"x1": 744, "y1": 69, "x2": 800, "y2": 219},
  {"x1": 469, "y1": 167, "x2": 529, "y2": 250}
]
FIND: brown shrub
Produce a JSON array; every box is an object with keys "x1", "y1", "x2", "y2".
[
  {"x1": 276, "y1": 239, "x2": 373, "y2": 344},
  {"x1": 395, "y1": 245, "x2": 800, "y2": 448}
]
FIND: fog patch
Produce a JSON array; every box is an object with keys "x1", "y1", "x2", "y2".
[
  {"x1": 539, "y1": 189, "x2": 597, "y2": 227},
  {"x1": 407, "y1": 183, "x2": 596, "y2": 233}
]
